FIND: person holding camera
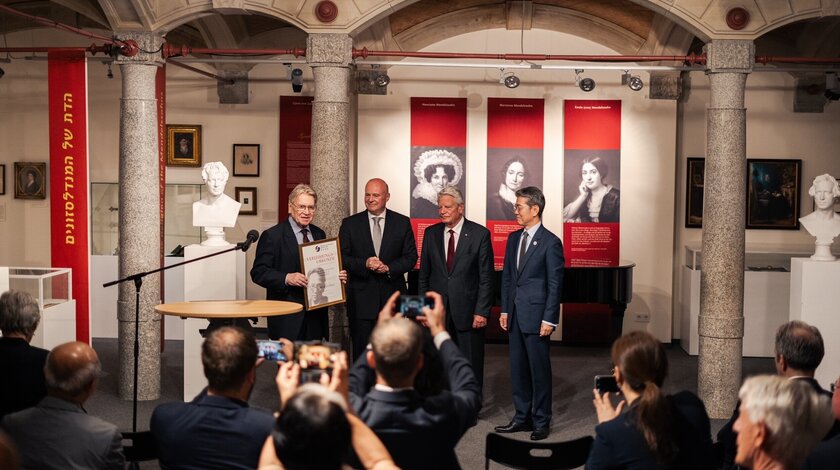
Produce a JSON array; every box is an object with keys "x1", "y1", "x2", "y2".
[
  {"x1": 586, "y1": 331, "x2": 713, "y2": 470},
  {"x1": 347, "y1": 291, "x2": 481, "y2": 470},
  {"x1": 418, "y1": 186, "x2": 494, "y2": 389}
]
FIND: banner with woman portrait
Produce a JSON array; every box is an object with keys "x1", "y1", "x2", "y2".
[
  {"x1": 410, "y1": 98, "x2": 467, "y2": 266},
  {"x1": 563, "y1": 100, "x2": 621, "y2": 267},
  {"x1": 486, "y1": 98, "x2": 544, "y2": 269}
]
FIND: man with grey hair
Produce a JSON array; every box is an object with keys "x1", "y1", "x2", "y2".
[
  {"x1": 0, "y1": 290, "x2": 49, "y2": 419},
  {"x1": 252, "y1": 184, "x2": 346, "y2": 340},
  {"x1": 733, "y1": 375, "x2": 832, "y2": 469},
  {"x1": 419, "y1": 185, "x2": 494, "y2": 388},
  {"x1": 1, "y1": 341, "x2": 124, "y2": 469}
]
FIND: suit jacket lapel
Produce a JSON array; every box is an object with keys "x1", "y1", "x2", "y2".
[
  {"x1": 283, "y1": 222, "x2": 301, "y2": 268},
  {"x1": 517, "y1": 225, "x2": 543, "y2": 278},
  {"x1": 451, "y1": 220, "x2": 473, "y2": 272},
  {"x1": 432, "y1": 224, "x2": 447, "y2": 271}
]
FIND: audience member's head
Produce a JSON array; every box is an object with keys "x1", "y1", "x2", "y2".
[
  {"x1": 272, "y1": 383, "x2": 351, "y2": 470},
  {"x1": 735, "y1": 374, "x2": 833, "y2": 469},
  {"x1": 44, "y1": 341, "x2": 102, "y2": 404},
  {"x1": 774, "y1": 320, "x2": 824, "y2": 377},
  {"x1": 201, "y1": 326, "x2": 258, "y2": 398},
  {"x1": 0, "y1": 290, "x2": 41, "y2": 341},
  {"x1": 368, "y1": 317, "x2": 425, "y2": 388},
  {"x1": 611, "y1": 331, "x2": 673, "y2": 464}
]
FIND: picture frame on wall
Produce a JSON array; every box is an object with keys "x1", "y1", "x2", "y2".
[
  {"x1": 0, "y1": 164, "x2": 5, "y2": 195},
  {"x1": 685, "y1": 158, "x2": 705, "y2": 228},
  {"x1": 746, "y1": 158, "x2": 801, "y2": 230},
  {"x1": 236, "y1": 187, "x2": 257, "y2": 215},
  {"x1": 14, "y1": 162, "x2": 47, "y2": 200},
  {"x1": 166, "y1": 124, "x2": 202, "y2": 167},
  {"x1": 233, "y1": 144, "x2": 260, "y2": 177}
]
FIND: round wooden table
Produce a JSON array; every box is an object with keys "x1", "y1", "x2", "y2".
[{"x1": 155, "y1": 300, "x2": 302, "y2": 319}]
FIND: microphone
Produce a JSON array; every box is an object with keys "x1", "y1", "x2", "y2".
[{"x1": 239, "y1": 229, "x2": 260, "y2": 252}]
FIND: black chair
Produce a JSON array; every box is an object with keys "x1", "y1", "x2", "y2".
[
  {"x1": 122, "y1": 431, "x2": 158, "y2": 468},
  {"x1": 484, "y1": 433, "x2": 593, "y2": 470}
]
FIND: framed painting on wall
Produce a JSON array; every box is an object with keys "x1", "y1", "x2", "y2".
[
  {"x1": 685, "y1": 158, "x2": 704, "y2": 228},
  {"x1": 236, "y1": 187, "x2": 257, "y2": 216},
  {"x1": 746, "y1": 159, "x2": 801, "y2": 230},
  {"x1": 0, "y1": 164, "x2": 5, "y2": 195},
  {"x1": 14, "y1": 162, "x2": 47, "y2": 199},
  {"x1": 166, "y1": 124, "x2": 202, "y2": 167},
  {"x1": 233, "y1": 144, "x2": 260, "y2": 177}
]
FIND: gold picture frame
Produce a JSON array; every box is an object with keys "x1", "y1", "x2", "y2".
[
  {"x1": 14, "y1": 162, "x2": 47, "y2": 199},
  {"x1": 166, "y1": 124, "x2": 202, "y2": 167},
  {"x1": 299, "y1": 237, "x2": 347, "y2": 311}
]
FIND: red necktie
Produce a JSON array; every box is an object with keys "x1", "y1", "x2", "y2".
[{"x1": 447, "y1": 229, "x2": 456, "y2": 272}]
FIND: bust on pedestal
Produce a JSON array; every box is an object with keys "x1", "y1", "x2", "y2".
[
  {"x1": 193, "y1": 162, "x2": 241, "y2": 246},
  {"x1": 799, "y1": 174, "x2": 840, "y2": 261}
]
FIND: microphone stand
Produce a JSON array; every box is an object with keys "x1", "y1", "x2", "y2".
[{"x1": 103, "y1": 237, "x2": 255, "y2": 434}]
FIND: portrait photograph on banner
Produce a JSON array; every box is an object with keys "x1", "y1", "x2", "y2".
[
  {"x1": 485, "y1": 148, "x2": 543, "y2": 221},
  {"x1": 562, "y1": 149, "x2": 621, "y2": 223},
  {"x1": 409, "y1": 146, "x2": 465, "y2": 219}
]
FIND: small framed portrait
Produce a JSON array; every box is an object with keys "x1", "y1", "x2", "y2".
[
  {"x1": 235, "y1": 187, "x2": 257, "y2": 216},
  {"x1": 685, "y1": 158, "x2": 705, "y2": 228},
  {"x1": 14, "y1": 162, "x2": 47, "y2": 200},
  {"x1": 166, "y1": 124, "x2": 202, "y2": 167},
  {"x1": 233, "y1": 144, "x2": 260, "y2": 177},
  {"x1": 0, "y1": 164, "x2": 5, "y2": 195},
  {"x1": 746, "y1": 159, "x2": 801, "y2": 230},
  {"x1": 299, "y1": 238, "x2": 347, "y2": 310}
]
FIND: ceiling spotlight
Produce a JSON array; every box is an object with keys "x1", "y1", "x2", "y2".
[
  {"x1": 621, "y1": 71, "x2": 642, "y2": 91},
  {"x1": 374, "y1": 73, "x2": 390, "y2": 87},
  {"x1": 106, "y1": 62, "x2": 114, "y2": 80},
  {"x1": 575, "y1": 69, "x2": 595, "y2": 92},
  {"x1": 499, "y1": 69, "x2": 520, "y2": 89},
  {"x1": 291, "y1": 68, "x2": 303, "y2": 93}
]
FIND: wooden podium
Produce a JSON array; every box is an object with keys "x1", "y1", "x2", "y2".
[{"x1": 156, "y1": 300, "x2": 302, "y2": 400}]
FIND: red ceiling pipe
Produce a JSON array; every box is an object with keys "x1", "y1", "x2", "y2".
[
  {"x1": 756, "y1": 56, "x2": 840, "y2": 65},
  {"x1": 353, "y1": 47, "x2": 707, "y2": 65},
  {"x1": 0, "y1": 4, "x2": 128, "y2": 49},
  {"x1": 0, "y1": 45, "x2": 111, "y2": 54},
  {"x1": 162, "y1": 44, "x2": 306, "y2": 59},
  {"x1": 168, "y1": 60, "x2": 235, "y2": 84}
]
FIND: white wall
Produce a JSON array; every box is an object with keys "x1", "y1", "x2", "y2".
[{"x1": 358, "y1": 29, "x2": 677, "y2": 341}]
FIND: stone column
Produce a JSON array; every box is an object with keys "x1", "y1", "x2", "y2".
[
  {"x1": 698, "y1": 40, "x2": 754, "y2": 418},
  {"x1": 307, "y1": 34, "x2": 352, "y2": 345},
  {"x1": 114, "y1": 32, "x2": 164, "y2": 400}
]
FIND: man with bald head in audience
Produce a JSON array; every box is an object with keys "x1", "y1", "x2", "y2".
[
  {"x1": 1, "y1": 341, "x2": 124, "y2": 469},
  {"x1": 348, "y1": 291, "x2": 481, "y2": 470},
  {"x1": 151, "y1": 326, "x2": 274, "y2": 470}
]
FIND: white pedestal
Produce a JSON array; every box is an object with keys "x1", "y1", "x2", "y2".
[
  {"x1": 789, "y1": 258, "x2": 840, "y2": 390},
  {"x1": 181, "y1": 244, "x2": 246, "y2": 401}
]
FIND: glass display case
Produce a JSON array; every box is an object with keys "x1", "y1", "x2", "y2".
[
  {"x1": 90, "y1": 182, "x2": 205, "y2": 255},
  {"x1": 8, "y1": 267, "x2": 76, "y2": 349}
]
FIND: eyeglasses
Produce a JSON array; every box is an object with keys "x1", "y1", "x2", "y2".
[
  {"x1": 513, "y1": 204, "x2": 531, "y2": 213},
  {"x1": 292, "y1": 203, "x2": 316, "y2": 213}
]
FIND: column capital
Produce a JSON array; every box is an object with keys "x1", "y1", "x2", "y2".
[
  {"x1": 704, "y1": 40, "x2": 754, "y2": 74},
  {"x1": 306, "y1": 33, "x2": 352, "y2": 67},
  {"x1": 113, "y1": 32, "x2": 165, "y2": 66}
]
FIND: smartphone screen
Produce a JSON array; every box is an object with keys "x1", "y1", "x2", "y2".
[
  {"x1": 398, "y1": 295, "x2": 434, "y2": 317},
  {"x1": 594, "y1": 375, "x2": 620, "y2": 394},
  {"x1": 256, "y1": 340, "x2": 287, "y2": 362}
]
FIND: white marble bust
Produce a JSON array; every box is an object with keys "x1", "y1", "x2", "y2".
[
  {"x1": 799, "y1": 173, "x2": 840, "y2": 261},
  {"x1": 193, "y1": 161, "x2": 241, "y2": 246}
]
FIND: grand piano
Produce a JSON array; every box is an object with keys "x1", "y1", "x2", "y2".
[{"x1": 408, "y1": 261, "x2": 634, "y2": 344}]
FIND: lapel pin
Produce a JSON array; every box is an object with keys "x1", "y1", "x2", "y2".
[{"x1": 533, "y1": 241, "x2": 538, "y2": 246}]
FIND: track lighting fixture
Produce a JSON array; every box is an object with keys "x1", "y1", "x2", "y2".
[
  {"x1": 374, "y1": 73, "x2": 390, "y2": 87},
  {"x1": 291, "y1": 68, "x2": 303, "y2": 93},
  {"x1": 107, "y1": 62, "x2": 113, "y2": 80},
  {"x1": 499, "y1": 69, "x2": 520, "y2": 89},
  {"x1": 575, "y1": 69, "x2": 595, "y2": 92},
  {"x1": 621, "y1": 70, "x2": 643, "y2": 91}
]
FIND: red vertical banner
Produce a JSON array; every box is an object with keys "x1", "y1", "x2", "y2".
[
  {"x1": 48, "y1": 50, "x2": 90, "y2": 343},
  {"x1": 562, "y1": 100, "x2": 621, "y2": 266},
  {"x1": 409, "y1": 97, "x2": 467, "y2": 267},
  {"x1": 486, "y1": 98, "x2": 544, "y2": 270},
  {"x1": 279, "y1": 96, "x2": 313, "y2": 218}
]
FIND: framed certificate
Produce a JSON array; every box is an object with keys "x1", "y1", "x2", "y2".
[{"x1": 299, "y1": 237, "x2": 346, "y2": 310}]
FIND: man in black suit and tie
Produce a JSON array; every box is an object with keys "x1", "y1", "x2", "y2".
[
  {"x1": 348, "y1": 291, "x2": 481, "y2": 470},
  {"x1": 339, "y1": 178, "x2": 418, "y2": 358},
  {"x1": 252, "y1": 183, "x2": 339, "y2": 340},
  {"x1": 494, "y1": 186, "x2": 563, "y2": 441},
  {"x1": 419, "y1": 186, "x2": 493, "y2": 388}
]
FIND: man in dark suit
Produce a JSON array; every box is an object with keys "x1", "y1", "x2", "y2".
[
  {"x1": 494, "y1": 186, "x2": 563, "y2": 441},
  {"x1": 348, "y1": 291, "x2": 481, "y2": 470},
  {"x1": 2, "y1": 341, "x2": 124, "y2": 469},
  {"x1": 0, "y1": 290, "x2": 48, "y2": 419},
  {"x1": 339, "y1": 178, "x2": 418, "y2": 358},
  {"x1": 151, "y1": 326, "x2": 274, "y2": 470},
  {"x1": 716, "y1": 320, "x2": 836, "y2": 469},
  {"x1": 419, "y1": 186, "x2": 493, "y2": 388},
  {"x1": 252, "y1": 183, "x2": 330, "y2": 340},
  {"x1": 805, "y1": 375, "x2": 840, "y2": 469}
]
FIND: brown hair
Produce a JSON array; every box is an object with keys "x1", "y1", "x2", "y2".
[{"x1": 611, "y1": 331, "x2": 674, "y2": 464}]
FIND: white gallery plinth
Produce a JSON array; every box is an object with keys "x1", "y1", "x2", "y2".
[
  {"x1": 789, "y1": 257, "x2": 840, "y2": 390},
  {"x1": 182, "y1": 244, "x2": 246, "y2": 401}
]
